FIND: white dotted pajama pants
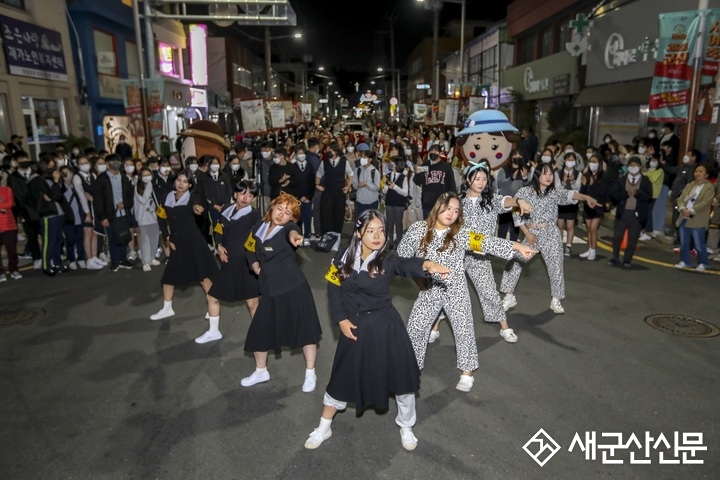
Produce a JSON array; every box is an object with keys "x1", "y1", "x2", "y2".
[
  {"x1": 500, "y1": 226, "x2": 565, "y2": 300},
  {"x1": 406, "y1": 284, "x2": 479, "y2": 373},
  {"x1": 465, "y1": 255, "x2": 507, "y2": 324}
]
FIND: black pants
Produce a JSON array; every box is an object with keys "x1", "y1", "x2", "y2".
[
  {"x1": 612, "y1": 210, "x2": 642, "y2": 263},
  {"x1": 0, "y1": 229, "x2": 18, "y2": 272},
  {"x1": 497, "y1": 212, "x2": 519, "y2": 241},
  {"x1": 321, "y1": 189, "x2": 345, "y2": 234},
  {"x1": 24, "y1": 220, "x2": 41, "y2": 260}
]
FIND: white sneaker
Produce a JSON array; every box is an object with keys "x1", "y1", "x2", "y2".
[
  {"x1": 638, "y1": 232, "x2": 651, "y2": 241},
  {"x1": 142, "y1": 264, "x2": 151, "y2": 272},
  {"x1": 502, "y1": 294, "x2": 517, "y2": 312},
  {"x1": 78, "y1": 260, "x2": 87, "y2": 269},
  {"x1": 241, "y1": 368, "x2": 270, "y2": 387},
  {"x1": 456, "y1": 374, "x2": 475, "y2": 392},
  {"x1": 579, "y1": 250, "x2": 591, "y2": 258},
  {"x1": 675, "y1": 261, "x2": 688, "y2": 269},
  {"x1": 33, "y1": 259, "x2": 42, "y2": 269},
  {"x1": 98, "y1": 253, "x2": 110, "y2": 263},
  {"x1": 428, "y1": 330, "x2": 440, "y2": 343},
  {"x1": 499, "y1": 328, "x2": 518, "y2": 343},
  {"x1": 304, "y1": 428, "x2": 332, "y2": 449},
  {"x1": 696, "y1": 264, "x2": 708, "y2": 272},
  {"x1": 86, "y1": 258, "x2": 104, "y2": 270},
  {"x1": 155, "y1": 247, "x2": 163, "y2": 259},
  {"x1": 302, "y1": 370, "x2": 317, "y2": 393},
  {"x1": 17, "y1": 232, "x2": 26, "y2": 241},
  {"x1": 69, "y1": 262, "x2": 78, "y2": 271},
  {"x1": 587, "y1": 249, "x2": 596, "y2": 261},
  {"x1": 10, "y1": 271, "x2": 22, "y2": 280},
  {"x1": 195, "y1": 330, "x2": 222, "y2": 344},
  {"x1": 149, "y1": 307, "x2": 175, "y2": 321},
  {"x1": 127, "y1": 250, "x2": 138, "y2": 262},
  {"x1": 150, "y1": 259, "x2": 161, "y2": 266},
  {"x1": 302, "y1": 238, "x2": 311, "y2": 247},
  {"x1": 550, "y1": 297, "x2": 565, "y2": 314},
  {"x1": 0, "y1": 274, "x2": 6, "y2": 282},
  {"x1": 400, "y1": 427, "x2": 418, "y2": 451}
]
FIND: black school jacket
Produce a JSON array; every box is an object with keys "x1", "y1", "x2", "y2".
[{"x1": 247, "y1": 221, "x2": 305, "y2": 297}]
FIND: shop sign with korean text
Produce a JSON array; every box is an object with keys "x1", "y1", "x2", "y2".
[{"x1": 0, "y1": 15, "x2": 68, "y2": 82}]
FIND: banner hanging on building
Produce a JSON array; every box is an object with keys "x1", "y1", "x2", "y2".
[
  {"x1": 301, "y1": 103, "x2": 312, "y2": 122},
  {"x1": 648, "y1": 11, "x2": 702, "y2": 123},
  {"x1": 283, "y1": 100, "x2": 295, "y2": 125},
  {"x1": 444, "y1": 99, "x2": 459, "y2": 126},
  {"x1": 413, "y1": 103, "x2": 427, "y2": 123},
  {"x1": 696, "y1": 9, "x2": 720, "y2": 122},
  {"x1": 267, "y1": 101, "x2": 285, "y2": 129},
  {"x1": 239, "y1": 99, "x2": 266, "y2": 135},
  {"x1": 0, "y1": 15, "x2": 68, "y2": 82}
]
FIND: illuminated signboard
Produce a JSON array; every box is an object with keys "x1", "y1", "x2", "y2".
[{"x1": 189, "y1": 24, "x2": 208, "y2": 86}]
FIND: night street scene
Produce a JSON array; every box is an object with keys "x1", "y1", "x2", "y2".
[{"x1": 0, "y1": 1, "x2": 718, "y2": 479}]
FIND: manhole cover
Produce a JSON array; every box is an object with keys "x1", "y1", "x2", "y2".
[
  {"x1": 644, "y1": 314, "x2": 720, "y2": 338},
  {"x1": 0, "y1": 307, "x2": 45, "y2": 328}
]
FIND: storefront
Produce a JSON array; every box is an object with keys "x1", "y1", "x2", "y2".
[
  {"x1": 575, "y1": 0, "x2": 717, "y2": 147},
  {"x1": 502, "y1": 51, "x2": 579, "y2": 145},
  {"x1": 0, "y1": 9, "x2": 82, "y2": 160}
]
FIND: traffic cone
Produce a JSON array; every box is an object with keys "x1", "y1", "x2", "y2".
[{"x1": 620, "y1": 229, "x2": 629, "y2": 250}]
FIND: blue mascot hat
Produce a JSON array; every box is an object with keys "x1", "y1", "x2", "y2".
[{"x1": 458, "y1": 110, "x2": 518, "y2": 136}]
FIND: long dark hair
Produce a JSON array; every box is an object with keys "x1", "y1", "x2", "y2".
[
  {"x1": 531, "y1": 163, "x2": 556, "y2": 196},
  {"x1": 462, "y1": 162, "x2": 494, "y2": 213},
  {"x1": 420, "y1": 191, "x2": 463, "y2": 255},
  {"x1": 339, "y1": 209, "x2": 389, "y2": 280},
  {"x1": 136, "y1": 167, "x2": 153, "y2": 196}
]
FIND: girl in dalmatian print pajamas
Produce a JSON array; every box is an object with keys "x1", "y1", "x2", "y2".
[
  {"x1": 397, "y1": 192, "x2": 537, "y2": 393},
  {"x1": 500, "y1": 163, "x2": 598, "y2": 314}
]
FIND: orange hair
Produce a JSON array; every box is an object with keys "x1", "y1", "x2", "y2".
[{"x1": 262, "y1": 192, "x2": 301, "y2": 222}]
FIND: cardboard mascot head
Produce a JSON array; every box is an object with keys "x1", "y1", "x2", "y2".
[
  {"x1": 455, "y1": 110, "x2": 521, "y2": 171},
  {"x1": 179, "y1": 120, "x2": 230, "y2": 166}
]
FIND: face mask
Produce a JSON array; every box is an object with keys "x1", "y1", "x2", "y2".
[
  {"x1": 565, "y1": 161, "x2": 576, "y2": 168},
  {"x1": 188, "y1": 164, "x2": 199, "y2": 172},
  {"x1": 96, "y1": 164, "x2": 108, "y2": 173},
  {"x1": 604, "y1": 137, "x2": 611, "y2": 144},
  {"x1": 589, "y1": 163, "x2": 599, "y2": 172},
  {"x1": 649, "y1": 133, "x2": 656, "y2": 139},
  {"x1": 109, "y1": 161, "x2": 122, "y2": 171},
  {"x1": 160, "y1": 167, "x2": 171, "y2": 175},
  {"x1": 586, "y1": 151, "x2": 593, "y2": 158},
  {"x1": 628, "y1": 166, "x2": 640, "y2": 175},
  {"x1": 429, "y1": 153, "x2": 439, "y2": 161},
  {"x1": 682, "y1": 155, "x2": 690, "y2": 164},
  {"x1": 124, "y1": 165, "x2": 135, "y2": 174},
  {"x1": 161, "y1": 138, "x2": 169, "y2": 143},
  {"x1": 71, "y1": 149, "x2": 79, "y2": 155},
  {"x1": 638, "y1": 146, "x2": 647, "y2": 154},
  {"x1": 210, "y1": 164, "x2": 220, "y2": 173},
  {"x1": 19, "y1": 161, "x2": 31, "y2": 169},
  {"x1": 360, "y1": 157, "x2": 369, "y2": 166},
  {"x1": 347, "y1": 146, "x2": 355, "y2": 153},
  {"x1": 57, "y1": 159, "x2": 68, "y2": 167},
  {"x1": 79, "y1": 164, "x2": 91, "y2": 173},
  {"x1": 231, "y1": 163, "x2": 241, "y2": 172},
  {"x1": 296, "y1": 154, "x2": 306, "y2": 162},
  {"x1": 142, "y1": 175, "x2": 153, "y2": 184},
  {"x1": 273, "y1": 157, "x2": 281, "y2": 164},
  {"x1": 150, "y1": 166, "x2": 159, "y2": 171},
  {"x1": 541, "y1": 155, "x2": 552, "y2": 163},
  {"x1": 565, "y1": 148, "x2": 573, "y2": 153},
  {"x1": 405, "y1": 148, "x2": 412, "y2": 156},
  {"x1": 649, "y1": 160, "x2": 659, "y2": 168},
  {"x1": 261, "y1": 151, "x2": 271, "y2": 159}
]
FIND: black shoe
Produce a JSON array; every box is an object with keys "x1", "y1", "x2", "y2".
[
  {"x1": 622, "y1": 262, "x2": 632, "y2": 269},
  {"x1": 43, "y1": 268, "x2": 56, "y2": 277},
  {"x1": 108, "y1": 263, "x2": 120, "y2": 272},
  {"x1": 606, "y1": 258, "x2": 618, "y2": 266},
  {"x1": 55, "y1": 265, "x2": 70, "y2": 274},
  {"x1": 118, "y1": 260, "x2": 134, "y2": 270}
]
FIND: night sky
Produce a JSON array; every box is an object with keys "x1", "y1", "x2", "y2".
[{"x1": 228, "y1": 0, "x2": 512, "y2": 95}]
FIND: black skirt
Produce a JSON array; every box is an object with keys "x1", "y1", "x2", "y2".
[
  {"x1": 583, "y1": 204, "x2": 605, "y2": 220},
  {"x1": 558, "y1": 203, "x2": 579, "y2": 220},
  {"x1": 325, "y1": 307, "x2": 420, "y2": 413},
  {"x1": 208, "y1": 255, "x2": 259, "y2": 302},
  {"x1": 161, "y1": 234, "x2": 219, "y2": 286},
  {"x1": 244, "y1": 281, "x2": 322, "y2": 354}
]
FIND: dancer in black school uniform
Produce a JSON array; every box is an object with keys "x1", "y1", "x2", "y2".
[
  {"x1": 196, "y1": 180, "x2": 261, "y2": 344},
  {"x1": 240, "y1": 192, "x2": 322, "y2": 392},
  {"x1": 304, "y1": 209, "x2": 450, "y2": 452},
  {"x1": 149, "y1": 171, "x2": 219, "y2": 321}
]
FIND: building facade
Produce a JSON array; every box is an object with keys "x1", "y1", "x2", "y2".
[{"x1": 0, "y1": 0, "x2": 83, "y2": 160}]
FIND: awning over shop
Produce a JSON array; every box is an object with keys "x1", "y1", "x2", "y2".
[{"x1": 574, "y1": 79, "x2": 653, "y2": 107}]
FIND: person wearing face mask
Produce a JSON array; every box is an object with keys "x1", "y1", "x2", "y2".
[
  {"x1": 58, "y1": 166, "x2": 86, "y2": 270},
  {"x1": 153, "y1": 159, "x2": 175, "y2": 259},
  {"x1": 74, "y1": 156, "x2": 103, "y2": 269},
  {"x1": 202, "y1": 156, "x2": 233, "y2": 236},
  {"x1": 0, "y1": 169, "x2": 21, "y2": 280},
  {"x1": 352, "y1": 146, "x2": 381, "y2": 220},
  {"x1": 537, "y1": 148, "x2": 555, "y2": 168},
  {"x1": 607, "y1": 156, "x2": 653, "y2": 268},
  {"x1": 579, "y1": 155, "x2": 610, "y2": 261},
  {"x1": 36, "y1": 161, "x2": 66, "y2": 275},
  {"x1": 413, "y1": 144, "x2": 456, "y2": 219},
  {"x1": 291, "y1": 145, "x2": 316, "y2": 246},
  {"x1": 259, "y1": 142, "x2": 274, "y2": 210},
  {"x1": 11, "y1": 152, "x2": 44, "y2": 267},
  {"x1": 556, "y1": 142, "x2": 585, "y2": 172},
  {"x1": 555, "y1": 152, "x2": 582, "y2": 256},
  {"x1": 344, "y1": 142, "x2": 358, "y2": 165},
  {"x1": 663, "y1": 149, "x2": 698, "y2": 247},
  {"x1": 496, "y1": 152, "x2": 531, "y2": 241},
  {"x1": 316, "y1": 144, "x2": 353, "y2": 235},
  {"x1": 268, "y1": 147, "x2": 297, "y2": 200},
  {"x1": 133, "y1": 167, "x2": 161, "y2": 272},
  {"x1": 306, "y1": 138, "x2": 323, "y2": 241},
  {"x1": 159, "y1": 135, "x2": 172, "y2": 158},
  {"x1": 224, "y1": 154, "x2": 246, "y2": 183},
  {"x1": 660, "y1": 122, "x2": 680, "y2": 161},
  {"x1": 122, "y1": 159, "x2": 141, "y2": 262},
  {"x1": 114, "y1": 134, "x2": 133, "y2": 160},
  {"x1": 94, "y1": 153, "x2": 135, "y2": 271},
  {"x1": 641, "y1": 153, "x2": 665, "y2": 241}
]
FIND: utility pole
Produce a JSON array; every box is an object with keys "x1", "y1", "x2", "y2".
[
  {"x1": 265, "y1": 26, "x2": 272, "y2": 99},
  {"x1": 459, "y1": 0, "x2": 466, "y2": 84},
  {"x1": 132, "y1": 0, "x2": 151, "y2": 156},
  {"x1": 684, "y1": 0, "x2": 709, "y2": 153},
  {"x1": 390, "y1": 23, "x2": 397, "y2": 100},
  {"x1": 432, "y1": 5, "x2": 440, "y2": 101}
]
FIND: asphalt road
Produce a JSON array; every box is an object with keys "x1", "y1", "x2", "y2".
[{"x1": 0, "y1": 230, "x2": 718, "y2": 480}]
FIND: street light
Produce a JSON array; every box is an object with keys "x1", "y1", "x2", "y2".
[
  {"x1": 377, "y1": 67, "x2": 384, "y2": 72},
  {"x1": 318, "y1": 66, "x2": 325, "y2": 71}
]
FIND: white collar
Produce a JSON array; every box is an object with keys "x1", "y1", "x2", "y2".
[
  {"x1": 256, "y1": 221, "x2": 283, "y2": 241},
  {"x1": 342, "y1": 244, "x2": 379, "y2": 272},
  {"x1": 221, "y1": 204, "x2": 252, "y2": 221},
  {"x1": 165, "y1": 190, "x2": 190, "y2": 207}
]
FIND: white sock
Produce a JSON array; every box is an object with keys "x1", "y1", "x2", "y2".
[
  {"x1": 255, "y1": 367, "x2": 267, "y2": 373},
  {"x1": 318, "y1": 416, "x2": 332, "y2": 432},
  {"x1": 163, "y1": 300, "x2": 173, "y2": 310},
  {"x1": 306, "y1": 368, "x2": 316, "y2": 376},
  {"x1": 208, "y1": 316, "x2": 220, "y2": 333}
]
